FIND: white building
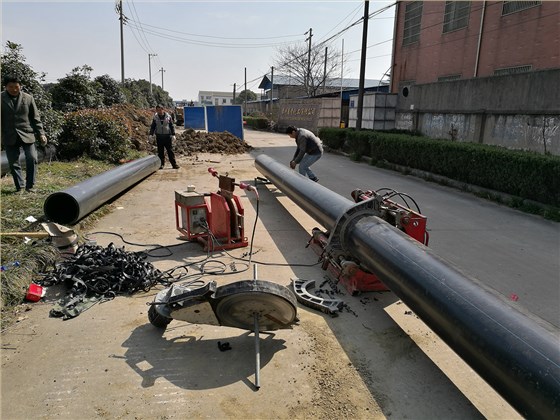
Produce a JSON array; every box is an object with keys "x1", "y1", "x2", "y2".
[{"x1": 198, "y1": 91, "x2": 234, "y2": 106}]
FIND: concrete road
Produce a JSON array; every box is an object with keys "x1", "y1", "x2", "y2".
[
  {"x1": 2, "y1": 128, "x2": 557, "y2": 419},
  {"x1": 254, "y1": 130, "x2": 560, "y2": 328}
]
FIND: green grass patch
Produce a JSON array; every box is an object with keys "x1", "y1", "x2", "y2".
[{"x1": 1, "y1": 157, "x2": 116, "y2": 326}]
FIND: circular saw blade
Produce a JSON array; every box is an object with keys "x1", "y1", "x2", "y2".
[{"x1": 214, "y1": 280, "x2": 298, "y2": 331}]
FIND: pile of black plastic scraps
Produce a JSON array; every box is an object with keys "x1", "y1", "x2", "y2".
[{"x1": 38, "y1": 242, "x2": 166, "y2": 320}]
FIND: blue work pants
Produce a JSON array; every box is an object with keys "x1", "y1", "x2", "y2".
[{"x1": 298, "y1": 152, "x2": 322, "y2": 180}]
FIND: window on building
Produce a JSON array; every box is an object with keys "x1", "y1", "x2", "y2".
[
  {"x1": 443, "y1": 1, "x2": 470, "y2": 33},
  {"x1": 438, "y1": 74, "x2": 462, "y2": 82},
  {"x1": 222, "y1": 98, "x2": 227, "y2": 104},
  {"x1": 502, "y1": 1, "x2": 541, "y2": 15},
  {"x1": 493, "y1": 65, "x2": 532, "y2": 76},
  {"x1": 403, "y1": 1, "x2": 423, "y2": 46}
]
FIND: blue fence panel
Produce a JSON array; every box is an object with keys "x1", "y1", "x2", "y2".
[
  {"x1": 205, "y1": 106, "x2": 244, "y2": 140},
  {"x1": 184, "y1": 107, "x2": 206, "y2": 130}
]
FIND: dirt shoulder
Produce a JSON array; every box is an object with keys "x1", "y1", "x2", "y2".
[{"x1": 1, "y1": 129, "x2": 519, "y2": 419}]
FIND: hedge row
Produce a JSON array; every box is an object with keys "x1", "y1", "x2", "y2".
[
  {"x1": 318, "y1": 128, "x2": 560, "y2": 207},
  {"x1": 243, "y1": 116, "x2": 269, "y2": 130},
  {"x1": 58, "y1": 109, "x2": 132, "y2": 163}
]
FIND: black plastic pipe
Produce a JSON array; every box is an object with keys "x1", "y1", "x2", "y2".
[
  {"x1": 44, "y1": 155, "x2": 160, "y2": 224},
  {"x1": 255, "y1": 154, "x2": 559, "y2": 419}
]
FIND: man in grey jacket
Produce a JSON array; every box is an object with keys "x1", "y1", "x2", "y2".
[
  {"x1": 286, "y1": 125, "x2": 323, "y2": 182},
  {"x1": 1, "y1": 76, "x2": 47, "y2": 192},
  {"x1": 149, "y1": 104, "x2": 179, "y2": 170}
]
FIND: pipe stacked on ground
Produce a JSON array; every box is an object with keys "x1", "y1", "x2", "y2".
[{"x1": 44, "y1": 155, "x2": 160, "y2": 225}]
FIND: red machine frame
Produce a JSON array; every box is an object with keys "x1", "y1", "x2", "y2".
[
  {"x1": 308, "y1": 189, "x2": 429, "y2": 295},
  {"x1": 175, "y1": 172, "x2": 249, "y2": 251}
]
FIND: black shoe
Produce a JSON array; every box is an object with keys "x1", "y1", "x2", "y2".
[
  {"x1": 311, "y1": 177, "x2": 319, "y2": 182},
  {"x1": 159, "y1": 165, "x2": 164, "y2": 170},
  {"x1": 172, "y1": 165, "x2": 180, "y2": 169},
  {"x1": 25, "y1": 188, "x2": 36, "y2": 193}
]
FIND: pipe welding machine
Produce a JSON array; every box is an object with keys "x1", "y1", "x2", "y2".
[
  {"x1": 174, "y1": 168, "x2": 256, "y2": 251},
  {"x1": 307, "y1": 188, "x2": 429, "y2": 295}
]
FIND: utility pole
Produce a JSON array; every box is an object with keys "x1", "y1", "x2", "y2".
[
  {"x1": 270, "y1": 66, "x2": 274, "y2": 114},
  {"x1": 119, "y1": 0, "x2": 125, "y2": 83},
  {"x1": 148, "y1": 53, "x2": 157, "y2": 95},
  {"x1": 233, "y1": 83, "x2": 236, "y2": 104},
  {"x1": 323, "y1": 46, "x2": 328, "y2": 94},
  {"x1": 158, "y1": 67, "x2": 165, "y2": 90},
  {"x1": 305, "y1": 28, "x2": 312, "y2": 95},
  {"x1": 244, "y1": 67, "x2": 247, "y2": 115},
  {"x1": 340, "y1": 39, "x2": 345, "y2": 128},
  {"x1": 356, "y1": 1, "x2": 369, "y2": 130}
]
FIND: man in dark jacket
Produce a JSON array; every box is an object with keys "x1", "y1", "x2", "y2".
[
  {"x1": 1, "y1": 75, "x2": 47, "y2": 192},
  {"x1": 149, "y1": 104, "x2": 179, "y2": 170},
  {"x1": 286, "y1": 125, "x2": 323, "y2": 182}
]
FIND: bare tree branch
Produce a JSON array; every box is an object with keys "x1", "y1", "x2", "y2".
[{"x1": 273, "y1": 43, "x2": 343, "y2": 97}]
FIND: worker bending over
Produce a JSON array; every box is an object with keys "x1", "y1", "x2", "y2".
[{"x1": 286, "y1": 125, "x2": 323, "y2": 182}]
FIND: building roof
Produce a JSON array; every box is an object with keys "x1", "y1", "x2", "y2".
[
  {"x1": 258, "y1": 74, "x2": 383, "y2": 90},
  {"x1": 198, "y1": 90, "x2": 233, "y2": 97}
]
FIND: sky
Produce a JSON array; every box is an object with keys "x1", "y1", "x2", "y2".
[{"x1": 1, "y1": 1, "x2": 396, "y2": 102}]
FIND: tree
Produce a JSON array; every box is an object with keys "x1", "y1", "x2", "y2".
[
  {"x1": 121, "y1": 79, "x2": 150, "y2": 108},
  {"x1": 234, "y1": 89, "x2": 257, "y2": 104},
  {"x1": 50, "y1": 65, "x2": 103, "y2": 111},
  {"x1": 274, "y1": 43, "x2": 341, "y2": 97},
  {"x1": 121, "y1": 79, "x2": 173, "y2": 109},
  {"x1": 1, "y1": 41, "x2": 63, "y2": 142},
  {"x1": 151, "y1": 84, "x2": 174, "y2": 108},
  {"x1": 94, "y1": 74, "x2": 126, "y2": 107}
]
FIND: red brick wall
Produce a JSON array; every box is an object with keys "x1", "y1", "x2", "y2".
[{"x1": 391, "y1": 1, "x2": 560, "y2": 92}]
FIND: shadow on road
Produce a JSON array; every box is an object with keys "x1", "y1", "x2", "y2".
[{"x1": 119, "y1": 323, "x2": 285, "y2": 391}]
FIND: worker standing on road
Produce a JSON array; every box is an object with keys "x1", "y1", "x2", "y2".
[
  {"x1": 1, "y1": 75, "x2": 48, "y2": 193},
  {"x1": 286, "y1": 125, "x2": 323, "y2": 182},
  {"x1": 149, "y1": 104, "x2": 180, "y2": 170}
]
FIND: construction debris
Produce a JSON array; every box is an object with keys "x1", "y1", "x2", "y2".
[{"x1": 37, "y1": 243, "x2": 168, "y2": 319}]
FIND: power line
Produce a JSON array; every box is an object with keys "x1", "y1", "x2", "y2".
[
  {"x1": 125, "y1": 0, "x2": 155, "y2": 54},
  {"x1": 125, "y1": 20, "x2": 305, "y2": 41},
  {"x1": 125, "y1": 22, "x2": 303, "y2": 48},
  {"x1": 314, "y1": 2, "x2": 363, "y2": 45},
  {"x1": 274, "y1": 2, "x2": 396, "y2": 74}
]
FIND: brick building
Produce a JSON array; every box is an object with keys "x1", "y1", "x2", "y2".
[{"x1": 390, "y1": 1, "x2": 560, "y2": 93}]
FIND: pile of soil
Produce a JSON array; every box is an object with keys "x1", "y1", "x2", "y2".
[
  {"x1": 112, "y1": 104, "x2": 252, "y2": 156},
  {"x1": 174, "y1": 129, "x2": 253, "y2": 156},
  {"x1": 110, "y1": 104, "x2": 154, "y2": 151}
]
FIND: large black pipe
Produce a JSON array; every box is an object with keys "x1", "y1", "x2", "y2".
[
  {"x1": 44, "y1": 155, "x2": 160, "y2": 224},
  {"x1": 255, "y1": 154, "x2": 559, "y2": 419}
]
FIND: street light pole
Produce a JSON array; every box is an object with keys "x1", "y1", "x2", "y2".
[{"x1": 148, "y1": 53, "x2": 157, "y2": 95}]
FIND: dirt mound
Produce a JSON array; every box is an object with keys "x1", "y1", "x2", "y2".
[
  {"x1": 174, "y1": 129, "x2": 252, "y2": 156},
  {"x1": 109, "y1": 104, "x2": 251, "y2": 156}
]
